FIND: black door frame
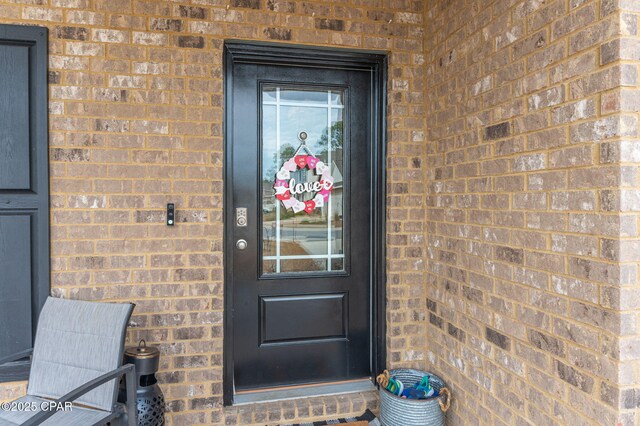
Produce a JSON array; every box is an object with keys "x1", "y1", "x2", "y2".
[{"x1": 223, "y1": 40, "x2": 387, "y2": 405}]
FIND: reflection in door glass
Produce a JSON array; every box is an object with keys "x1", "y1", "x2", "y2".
[{"x1": 262, "y1": 86, "x2": 345, "y2": 274}]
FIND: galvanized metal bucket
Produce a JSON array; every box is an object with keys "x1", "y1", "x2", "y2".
[{"x1": 377, "y1": 369, "x2": 451, "y2": 426}]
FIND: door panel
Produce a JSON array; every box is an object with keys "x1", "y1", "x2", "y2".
[
  {"x1": 260, "y1": 293, "x2": 347, "y2": 344},
  {"x1": 0, "y1": 44, "x2": 31, "y2": 190},
  {"x1": 0, "y1": 215, "x2": 33, "y2": 357},
  {"x1": 230, "y1": 62, "x2": 372, "y2": 391}
]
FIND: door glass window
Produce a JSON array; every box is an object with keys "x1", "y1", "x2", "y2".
[{"x1": 261, "y1": 86, "x2": 345, "y2": 274}]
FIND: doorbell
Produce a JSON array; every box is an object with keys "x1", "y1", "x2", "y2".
[{"x1": 167, "y1": 203, "x2": 175, "y2": 226}]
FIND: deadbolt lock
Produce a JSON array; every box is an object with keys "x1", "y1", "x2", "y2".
[{"x1": 236, "y1": 207, "x2": 247, "y2": 227}]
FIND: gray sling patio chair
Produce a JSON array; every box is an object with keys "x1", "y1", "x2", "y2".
[{"x1": 0, "y1": 297, "x2": 137, "y2": 426}]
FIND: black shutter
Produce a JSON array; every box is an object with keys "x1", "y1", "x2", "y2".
[{"x1": 0, "y1": 24, "x2": 49, "y2": 381}]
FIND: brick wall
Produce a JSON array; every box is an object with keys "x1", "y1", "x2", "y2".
[
  {"x1": 425, "y1": 0, "x2": 640, "y2": 424},
  {"x1": 611, "y1": 1, "x2": 640, "y2": 423},
  {"x1": 0, "y1": 0, "x2": 426, "y2": 424}
]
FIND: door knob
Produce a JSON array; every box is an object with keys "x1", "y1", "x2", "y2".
[{"x1": 236, "y1": 239, "x2": 248, "y2": 250}]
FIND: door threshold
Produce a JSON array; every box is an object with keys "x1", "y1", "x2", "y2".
[{"x1": 233, "y1": 378, "x2": 375, "y2": 405}]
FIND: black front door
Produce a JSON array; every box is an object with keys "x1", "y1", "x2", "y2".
[{"x1": 227, "y1": 47, "x2": 377, "y2": 392}]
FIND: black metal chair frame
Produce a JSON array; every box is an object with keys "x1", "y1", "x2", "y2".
[{"x1": 0, "y1": 349, "x2": 137, "y2": 426}]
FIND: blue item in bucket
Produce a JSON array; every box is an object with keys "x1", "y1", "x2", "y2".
[
  {"x1": 386, "y1": 377, "x2": 404, "y2": 396},
  {"x1": 400, "y1": 375, "x2": 439, "y2": 399}
]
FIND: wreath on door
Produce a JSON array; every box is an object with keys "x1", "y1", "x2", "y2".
[{"x1": 273, "y1": 132, "x2": 334, "y2": 214}]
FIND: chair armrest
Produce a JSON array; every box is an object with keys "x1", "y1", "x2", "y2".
[
  {"x1": 0, "y1": 348, "x2": 33, "y2": 366},
  {"x1": 22, "y1": 364, "x2": 137, "y2": 426}
]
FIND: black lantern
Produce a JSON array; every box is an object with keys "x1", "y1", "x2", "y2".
[{"x1": 120, "y1": 340, "x2": 165, "y2": 426}]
